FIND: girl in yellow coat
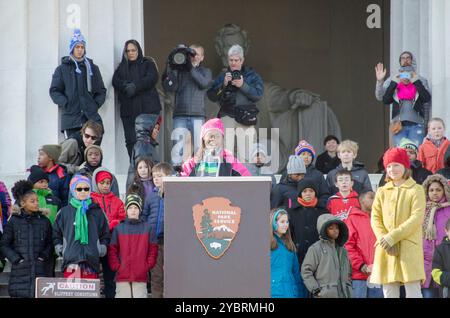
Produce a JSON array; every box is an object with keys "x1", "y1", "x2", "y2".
[{"x1": 371, "y1": 147, "x2": 426, "y2": 298}]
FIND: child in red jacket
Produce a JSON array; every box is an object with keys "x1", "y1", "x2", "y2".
[
  {"x1": 418, "y1": 118, "x2": 450, "y2": 174},
  {"x1": 108, "y1": 194, "x2": 158, "y2": 298},
  {"x1": 345, "y1": 191, "x2": 383, "y2": 298},
  {"x1": 91, "y1": 168, "x2": 126, "y2": 298},
  {"x1": 327, "y1": 169, "x2": 360, "y2": 221}
]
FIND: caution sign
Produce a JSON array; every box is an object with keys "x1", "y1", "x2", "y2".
[{"x1": 35, "y1": 277, "x2": 100, "y2": 298}]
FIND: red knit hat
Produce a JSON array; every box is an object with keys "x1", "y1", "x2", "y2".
[
  {"x1": 383, "y1": 147, "x2": 411, "y2": 169},
  {"x1": 96, "y1": 171, "x2": 112, "y2": 184}
]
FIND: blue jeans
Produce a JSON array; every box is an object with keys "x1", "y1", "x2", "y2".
[
  {"x1": 422, "y1": 287, "x2": 440, "y2": 298},
  {"x1": 392, "y1": 121, "x2": 425, "y2": 147},
  {"x1": 352, "y1": 280, "x2": 383, "y2": 298},
  {"x1": 172, "y1": 116, "x2": 204, "y2": 166}
]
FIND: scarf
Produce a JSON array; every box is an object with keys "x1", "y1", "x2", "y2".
[
  {"x1": 70, "y1": 197, "x2": 91, "y2": 245},
  {"x1": 423, "y1": 201, "x2": 450, "y2": 240},
  {"x1": 69, "y1": 55, "x2": 93, "y2": 92},
  {"x1": 33, "y1": 188, "x2": 58, "y2": 224},
  {"x1": 297, "y1": 197, "x2": 318, "y2": 208}
]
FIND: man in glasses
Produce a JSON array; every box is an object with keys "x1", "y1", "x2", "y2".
[
  {"x1": 59, "y1": 120, "x2": 104, "y2": 174},
  {"x1": 49, "y1": 29, "x2": 106, "y2": 140}
]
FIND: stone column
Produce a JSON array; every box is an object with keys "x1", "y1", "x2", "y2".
[
  {"x1": 0, "y1": 0, "x2": 144, "y2": 175},
  {"x1": 429, "y1": 0, "x2": 450, "y2": 126},
  {"x1": 390, "y1": 0, "x2": 450, "y2": 136}
]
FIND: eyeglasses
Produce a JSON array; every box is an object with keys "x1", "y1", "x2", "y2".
[
  {"x1": 75, "y1": 187, "x2": 90, "y2": 192},
  {"x1": 84, "y1": 133, "x2": 98, "y2": 141}
]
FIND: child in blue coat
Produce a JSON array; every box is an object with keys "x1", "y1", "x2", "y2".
[{"x1": 270, "y1": 208, "x2": 307, "y2": 298}]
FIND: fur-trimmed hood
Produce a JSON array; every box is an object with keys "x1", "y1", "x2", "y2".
[
  {"x1": 10, "y1": 204, "x2": 51, "y2": 218},
  {"x1": 422, "y1": 174, "x2": 450, "y2": 202}
]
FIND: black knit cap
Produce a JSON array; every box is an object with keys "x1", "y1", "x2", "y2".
[
  {"x1": 27, "y1": 165, "x2": 49, "y2": 185},
  {"x1": 297, "y1": 178, "x2": 318, "y2": 198},
  {"x1": 323, "y1": 135, "x2": 340, "y2": 146}
]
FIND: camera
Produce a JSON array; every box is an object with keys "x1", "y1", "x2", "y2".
[
  {"x1": 230, "y1": 70, "x2": 242, "y2": 81},
  {"x1": 168, "y1": 44, "x2": 196, "y2": 71}
]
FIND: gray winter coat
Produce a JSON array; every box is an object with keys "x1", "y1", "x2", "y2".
[
  {"x1": 326, "y1": 162, "x2": 372, "y2": 195},
  {"x1": 162, "y1": 65, "x2": 212, "y2": 118},
  {"x1": 301, "y1": 214, "x2": 352, "y2": 298}
]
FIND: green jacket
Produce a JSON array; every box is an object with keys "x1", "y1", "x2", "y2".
[
  {"x1": 33, "y1": 189, "x2": 61, "y2": 224},
  {"x1": 301, "y1": 214, "x2": 352, "y2": 298}
]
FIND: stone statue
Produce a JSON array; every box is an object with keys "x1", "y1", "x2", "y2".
[{"x1": 212, "y1": 23, "x2": 342, "y2": 173}]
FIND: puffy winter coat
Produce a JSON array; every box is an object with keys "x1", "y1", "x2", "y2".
[
  {"x1": 370, "y1": 177, "x2": 426, "y2": 284},
  {"x1": 53, "y1": 202, "x2": 110, "y2": 273},
  {"x1": 418, "y1": 138, "x2": 450, "y2": 174},
  {"x1": 113, "y1": 40, "x2": 161, "y2": 118},
  {"x1": 288, "y1": 204, "x2": 329, "y2": 266},
  {"x1": 271, "y1": 236, "x2": 306, "y2": 298},
  {"x1": 126, "y1": 114, "x2": 160, "y2": 189},
  {"x1": 143, "y1": 188, "x2": 164, "y2": 244},
  {"x1": 181, "y1": 149, "x2": 250, "y2": 177},
  {"x1": 45, "y1": 164, "x2": 70, "y2": 207},
  {"x1": 207, "y1": 65, "x2": 264, "y2": 118},
  {"x1": 108, "y1": 218, "x2": 158, "y2": 282},
  {"x1": 432, "y1": 237, "x2": 450, "y2": 295},
  {"x1": 0, "y1": 210, "x2": 53, "y2": 298},
  {"x1": 422, "y1": 174, "x2": 450, "y2": 288},
  {"x1": 49, "y1": 56, "x2": 106, "y2": 130},
  {"x1": 344, "y1": 208, "x2": 377, "y2": 281},
  {"x1": 326, "y1": 191, "x2": 360, "y2": 221},
  {"x1": 301, "y1": 214, "x2": 352, "y2": 298},
  {"x1": 271, "y1": 176, "x2": 299, "y2": 209},
  {"x1": 326, "y1": 162, "x2": 372, "y2": 195},
  {"x1": 91, "y1": 192, "x2": 125, "y2": 232}
]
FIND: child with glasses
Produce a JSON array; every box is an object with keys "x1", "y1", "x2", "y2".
[{"x1": 53, "y1": 175, "x2": 110, "y2": 279}]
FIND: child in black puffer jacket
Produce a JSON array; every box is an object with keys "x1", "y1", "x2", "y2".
[{"x1": 0, "y1": 180, "x2": 53, "y2": 298}]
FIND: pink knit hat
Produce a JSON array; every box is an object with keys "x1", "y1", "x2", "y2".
[{"x1": 200, "y1": 118, "x2": 225, "y2": 140}]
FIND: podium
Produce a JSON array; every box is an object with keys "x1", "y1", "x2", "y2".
[{"x1": 164, "y1": 177, "x2": 272, "y2": 298}]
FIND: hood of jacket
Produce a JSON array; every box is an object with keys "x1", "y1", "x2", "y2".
[
  {"x1": 317, "y1": 213, "x2": 349, "y2": 247},
  {"x1": 422, "y1": 174, "x2": 450, "y2": 202},
  {"x1": 92, "y1": 167, "x2": 117, "y2": 193},
  {"x1": 121, "y1": 40, "x2": 144, "y2": 64}
]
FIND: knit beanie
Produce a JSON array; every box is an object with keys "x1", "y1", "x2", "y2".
[
  {"x1": 200, "y1": 118, "x2": 225, "y2": 141},
  {"x1": 40, "y1": 145, "x2": 62, "y2": 162},
  {"x1": 28, "y1": 165, "x2": 49, "y2": 185},
  {"x1": 297, "y1": 179, "x2": 318, "y2": 197},
  {"x1": 399, "y1": 138, "x2": 418, "y2": 153},
  {"x1": 69, "y1": 175, "x2": 92, "y2": 198},
  {"x1": 287, "y1": 155, "x2": 306, "y2": 175},
  {"x1": 84, "y1": 145, "x2": 103, "y2": 161},
  {"x1": 294, "y1": 140, "x2": 316, "y2": 160},
  {"x1": 95, "y1": 171, "x2": 112, "y2": 184},
  {"x1": 69, "y1": 29, "x2": 86, "y2": 55},
  {"x1": 125, "y1": 194, "x2": 142, "y2": 212},
  {"x1": 383, "y1": 147, "x2": 411, "y2": 170}
]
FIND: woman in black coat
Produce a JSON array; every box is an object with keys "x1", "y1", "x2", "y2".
[
  {"x1": 0, "y1": 181, "x2": 53, "y2": 298},
  {"x1": 113, "y1": 40, "x2": 162, "y2": 159}
]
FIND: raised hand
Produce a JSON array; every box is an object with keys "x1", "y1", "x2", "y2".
[{"x1": 375, "y1": 63, "x2": 387, "y2": 82}]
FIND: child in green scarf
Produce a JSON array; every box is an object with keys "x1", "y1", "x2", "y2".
[
  {"x1": 53, "y1": 174, "x2": 110, "y2": 279},
  {"x1": 28, "y1": 165, "x2": 61, "y2": 224}
]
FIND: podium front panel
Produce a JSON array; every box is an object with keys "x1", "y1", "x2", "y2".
[{"x1": 164, "y1": 177, "x2": 271, "y2": 298}]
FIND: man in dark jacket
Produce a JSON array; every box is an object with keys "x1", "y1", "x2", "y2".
[
  {"x1": 113, "y1": 40, "x2": 161, "y2": 159},
  {"x1": 207, "y1": 44, "x2": 263, "y2": 163},
  {"x1": 162, "y1": 44, "x2": 212, "y2": 167},
  {"x1": 49, "y1": 29, "x2": 106, "y2": 139}
]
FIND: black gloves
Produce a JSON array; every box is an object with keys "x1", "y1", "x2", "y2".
[{"x1": 123, "y1": 81, "x2": 136, "y2": 98}]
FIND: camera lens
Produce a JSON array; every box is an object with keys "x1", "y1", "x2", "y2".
[{"x1": 173, "y1": 52, "x2": 186, "y2": 65}]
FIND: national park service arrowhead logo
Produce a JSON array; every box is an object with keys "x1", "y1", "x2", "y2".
[{"x1": 193, "y1": 197, "x2": 241, "y2": 260}]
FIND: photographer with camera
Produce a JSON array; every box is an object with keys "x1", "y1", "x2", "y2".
[
  {"x1": 162, "y1": 44, "x2": 212, "y2": 167},
  {"x1": 207, "y1": 44, "x2": 264, "y2": 163},
  {"x1": 382, "y1": 65, "x2": 431, "y2": 147}
]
